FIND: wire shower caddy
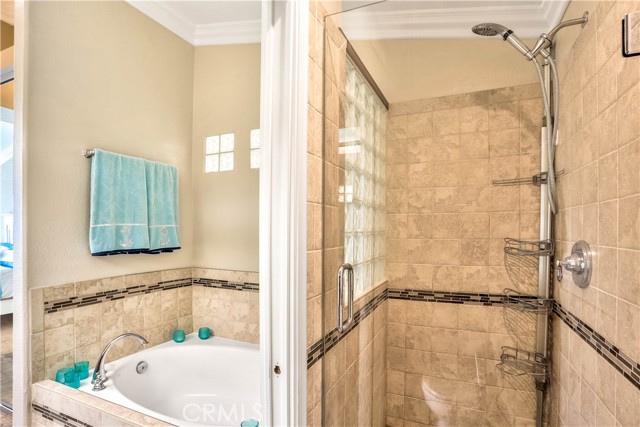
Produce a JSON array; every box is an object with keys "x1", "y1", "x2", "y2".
[
  {"x1": 504, "y1": 238, "x2": 555, "y2": 257},
  {"x1": 497, "y1": 346, "x2": 549, "y2": 380}
]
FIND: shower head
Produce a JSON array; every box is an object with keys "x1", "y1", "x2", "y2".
[
  {"x1": 472, "y1": 22, "x2": 534, "y2": 60},
  {"x1": 471, "y1": 23, "x2": 510, "y2": 38}
]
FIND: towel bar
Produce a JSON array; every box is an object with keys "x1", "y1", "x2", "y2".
[{"x1": 82, "y1": 149, "x2": 96, "y2": 158}]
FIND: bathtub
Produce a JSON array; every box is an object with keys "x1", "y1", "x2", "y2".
[{"x1": 78, "y1": 334, "x2": 262, "y2": 426}]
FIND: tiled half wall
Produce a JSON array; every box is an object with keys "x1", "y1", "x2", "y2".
[{"x1": 30, "y1": 267, "x2": 259, "y2": 383}]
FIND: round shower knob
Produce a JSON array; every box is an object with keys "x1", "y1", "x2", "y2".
[{"x1": 555, "y1": 240, "x2": 592, "y2": 288}]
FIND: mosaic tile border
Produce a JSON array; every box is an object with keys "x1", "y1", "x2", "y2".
[
  {"x1": 43, "y1": 278, "x2": 192, "y2": 314},
  {"x1": 387, "y1": 288, "x2": 508, "y2": 305},
  {"x1": 43, "y1": 277, "x2": 259, "y2": 314},
  {"x1": 552, "y1": 300, "x2": 640, "y2": 391},
  {"x1": 192, "y1": 278, "x2": 260, "y2": 292},
  {"x1": 307, "y1": 289, "x2": 388, "y2": 368},
  {"x1": 32, "y1": 403, "x2": 94, "y2": 427}
]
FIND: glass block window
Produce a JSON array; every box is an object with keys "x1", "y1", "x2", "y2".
[
  {"x1": 341, "y1": 58, "x2": 386, "y2": 297},
  {"x1": 250, "y1": 128, "x2": 261, "y2": 169},
  {"x1": 205, "y1": 133, "x2": 234, "y2": 173}
]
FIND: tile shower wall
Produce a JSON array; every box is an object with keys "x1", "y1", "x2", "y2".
[
  {"x1": 30, "y1": 267, "x2": 258, "y2": 384},
  {"x1": 307, "y1": 0, "x2": 328, "y2": 423},
  {"x1": 549, "y1": 1, "x2": 640, "y2": 426},
  {"x1": 307, "y1": 1, "x2": 388, "y2": 425},
  {"x1": 386, "y1": 299, "x2": 538, "y2": 426},
  {"x1": 385, "y1": 84, "x2": 545, "y2": 426}
]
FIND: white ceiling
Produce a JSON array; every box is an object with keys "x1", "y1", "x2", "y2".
[{"x1": 127, "y1": 0, "x2": 570, "y2": 46}]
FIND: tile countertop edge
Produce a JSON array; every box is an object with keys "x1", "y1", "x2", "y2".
[{"x1": 32, "y1": 380, "x2": 175, "y2": 427}]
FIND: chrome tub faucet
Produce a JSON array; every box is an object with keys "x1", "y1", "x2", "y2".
[{"x1": 92, "y1": 333, "x2": 148, "y2": 391}]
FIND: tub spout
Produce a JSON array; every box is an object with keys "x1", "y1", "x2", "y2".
[{"x1": 92, "y1": 333, "x2": 148, "y2": 391}]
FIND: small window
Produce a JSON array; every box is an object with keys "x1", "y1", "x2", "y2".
[
  {"x1": 205, "y1": 133, "x2": 234, "y2": 173},
  {"x1": 250, "y1": 128, "x2": 261, "y2": 169}
]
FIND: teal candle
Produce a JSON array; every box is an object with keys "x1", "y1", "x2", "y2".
[
  {"x1": 173, "y1": 329, "x2": 186, "y2": 343},
  {"x1": 64, "y1": 370, "x2": 80, "y2": 389},
  {"x1": 198, "y1": 327, "x2": 211, "y2": 340},
  {"x1": 55, "y1": 367, "x2": 73, "y2": 384},
  {"x1": 74, "y1": 361, "x2": 90, "y2": 380},
  {"x1": 240, "y1": 419, "x2": 259, "y2": 427}
]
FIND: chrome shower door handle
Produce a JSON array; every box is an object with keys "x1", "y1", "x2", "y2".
[{"x1": 337, "y1": 263, "x2": 354, "y2": 333}]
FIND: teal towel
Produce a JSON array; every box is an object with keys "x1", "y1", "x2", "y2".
[
  {"x1": 90, "y1": 149, "x2": 150, "y2": 255},
  {"x1": 144, "y1": 160, "x2": 180, "y2": 252}
]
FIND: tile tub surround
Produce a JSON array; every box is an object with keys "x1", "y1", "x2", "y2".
[
  {"x1": 549, "y1": 0, "x2": 640, "y2": 426},
  {"x1": 31, "y1": 380, "x2": 173, "y2": 427},
  {"x1": 31, "y1": 267, "x2": 259, "y2": 383},
  {"x1": 192, "y1": 268, "x2": 260, "y2": 345}
]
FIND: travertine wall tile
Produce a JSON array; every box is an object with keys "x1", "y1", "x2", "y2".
[
  {"x1": 31, "y1": 267, "x2": 256, "y2": 383},
  {"x1": 550, "y1": 1, "x2": 640, "y2": 426}
]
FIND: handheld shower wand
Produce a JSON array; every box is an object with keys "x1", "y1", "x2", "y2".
[{"x1": 471, "y1": 23, "x2": 535, "y2": 60}]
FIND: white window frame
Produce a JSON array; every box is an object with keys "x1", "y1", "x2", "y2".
[
  {"x1": 204, "y1": 133, "x2": 235, "y2": 173},
  {"x1": 250, "y1": 129, "x2": 261, "y2": 169}
]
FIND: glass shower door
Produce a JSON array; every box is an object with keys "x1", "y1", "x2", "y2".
[{"x1": 321, "y1": 12, "x2": 388, "y2": 426}]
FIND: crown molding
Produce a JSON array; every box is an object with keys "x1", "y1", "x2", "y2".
[
  {"x1": 195, "y1": 20, "x2": 261, "y2": 46},
  {"x1": 126, "y1": 1, "x2": 195, "y2": 44},
  {"x1": 125, "y1": 0, "x2": 570, "y2": 45},
  {"x1": 340, "y1": 0, "x2": 570, "y2": 40}
]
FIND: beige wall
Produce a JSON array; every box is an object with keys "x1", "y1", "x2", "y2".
[
  {"x1": 25, "y1": 1, "x2": 195, "y2": 288},
  {"x1": 350, "y1": 39, "x2": 539, "y2": 103},
  {"x1": 192, "y1": 44, "x2": 260, "y2": 272},
  {"x1": 549, "y1": 1, "x2": 640, "y2": 425}
]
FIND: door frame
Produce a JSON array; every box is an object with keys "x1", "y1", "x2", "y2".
[
  {"x1": 11, "y1": 0, "x2": 29, "y2": 425},
  {"x1": 259, "y1": 0, "x2": 309, "y2": 425}
]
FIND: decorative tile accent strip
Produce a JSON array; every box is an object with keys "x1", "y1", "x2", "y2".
[
  {"x1": 307, "y1": 289, "x2": 388, "y2": 368},
  {"x1": 32, "y1": 403, "x2": 94, "y2": 427},
  {"x1": 192, "y1": 278, "x2": 259, "y2": 292},
  {"x1": 387, "y1": 288, "x2": 508, "y2": 305},
  {"x1": 552, "y1": 300, "x2": 640, "y2": 391},
  {"x1": 43, "y1": 276, "x2": 259, "y2": 314},
  {"x1": 43, "y1": 278, "x2": 192, "y2": 314}
]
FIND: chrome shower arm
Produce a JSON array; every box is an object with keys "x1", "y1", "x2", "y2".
[
  {"x1": 530, "y1": 12, "x2": 589, "y2": 57},
  {"x1": 547, "y1": 12, "x2": 589, "y2": 39}
]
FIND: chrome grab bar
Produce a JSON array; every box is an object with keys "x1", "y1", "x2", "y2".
[{"x1": 337, "y1": 263, "x2": 354, "y2": 333}]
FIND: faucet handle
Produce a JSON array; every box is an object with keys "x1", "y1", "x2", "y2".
[{"x1": 555, "y1": 240, "x2": 592, "y2": 288}]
